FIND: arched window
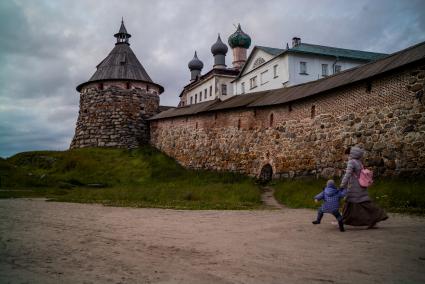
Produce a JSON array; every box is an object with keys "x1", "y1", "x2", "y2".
[
  {"x1": 311, "y1": 105, "x2": 316, "y2": 118},
  {"x1": 238, "y1": 119, "x2": 241, "y2": 130},
  {"x1": 270, "y1": 113, "x2": 274, "y2": 127},
  {"x1": 221, "y1": 84, "x2": 227, "y2": 95},
  {"x1": 259, "y1": 164, "x2": 273, "y2": 184}
]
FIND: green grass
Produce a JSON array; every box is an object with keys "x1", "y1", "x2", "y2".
[
  {"x1": 2, "y1": 147, "x2": 423, "y2": 213},
  {"x1": 273, "y1": 178, "x2": 425, "y2": 215},
  {"x1": 0, "y1": 147, "x2": 261, "y2": 209},
  {"x1": 368, "y1": 179, "x2": 425, "y2": 215},
  {"x1": 273, "y1": 178, "x2": 326, "y2": 210}
]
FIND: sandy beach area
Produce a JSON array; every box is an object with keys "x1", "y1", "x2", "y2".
[{"x1": 1, "y1": 198, "x2": 424, "y2": 283}]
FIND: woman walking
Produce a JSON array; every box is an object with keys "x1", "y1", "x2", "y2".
[{"x1": 340, "y1": 146, "x2": 388, "y2": 228}]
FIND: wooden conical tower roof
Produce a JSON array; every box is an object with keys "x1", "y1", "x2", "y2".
[{"x1": 76, "y1": 19, "x2": 163, "y2": 93}]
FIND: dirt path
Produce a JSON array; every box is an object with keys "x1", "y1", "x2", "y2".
[
  {"x1": 260, "y1": 186, "x2": 284, "y2": 209},
  {"x1": 1, "y1": 199, "x2": 425, "y2": 284}
]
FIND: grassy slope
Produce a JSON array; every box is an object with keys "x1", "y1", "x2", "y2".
[
  {"x1": 0, "y1": 147, "x2": 261, "y2": 209},
  {"x1": 2, "y1": 148, "x2": 423, "y2": 213},
  {"x1": 273, "y1": 178, "x2": 425, "y2": 215}
]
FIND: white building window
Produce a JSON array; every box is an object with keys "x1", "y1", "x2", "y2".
[
  {"x1": 204, "y1": 89, "x2": 207, "y2": 99},
  {"x1": 209, "y1": 86, "x2": 212, "y2": 97},
  {"x1": 334, "y1": 65, "x2": 342, "y2": 73},
  {"x1": 241, "y1": 82, "x2": 245, "y2": 94},
  {"x1": 190, "y1": 96, "x2": 193, "y2": 104},
  {"x1": 199, "y1": 92, "x2": 202, "y2": 102},
  {"x1": 250, "y1": 76, "x2": 257, "y2": 89},
  {"x1": 273, "y1": 65, "x2": 278, "y2": 78},
  {"x1": 221, "y1": 84, "x2": 227, "y2": 95},
  {"x1": 195, "y1": 94, "x2": 197, "y2": 103},
  {"x1": 261, "y1": 70, "x2": 268, "y2": 85},
  {"x1": 300, "y1": 62, "x2": 307, "y2": 75},
  {"x1": 322, "y1": 64, "x2": 328, "y2": 77}
]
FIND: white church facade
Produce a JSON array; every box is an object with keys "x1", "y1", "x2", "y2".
[
  {"x1": 232, "y1": 37, "x2": 387, "y2": 96},
  {"x1": 179, "y1": 28, "x2": 387, "y2": 106}
]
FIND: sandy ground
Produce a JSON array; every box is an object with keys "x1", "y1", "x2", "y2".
[{"x1": 1, "y1": 199, "x2": 425, "y2": 284}]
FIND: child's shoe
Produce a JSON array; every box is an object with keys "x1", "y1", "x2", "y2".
[
  {"x1": 312, "y1": 220, "x2": 320, "y2": 225},
  {"x1": 338, "y1": 220, "x2": 345, "y2": 232}
]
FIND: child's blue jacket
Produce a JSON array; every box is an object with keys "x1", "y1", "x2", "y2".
[{"x1": 315, "y1": 185, "x2": 346, "y2": 213}]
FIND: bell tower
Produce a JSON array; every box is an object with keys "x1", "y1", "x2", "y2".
[{"x1": 228, "y1": 24, "x2": 251, "y2": 70}]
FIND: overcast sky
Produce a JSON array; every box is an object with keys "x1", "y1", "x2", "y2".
[{"x1": 0, "y1": 0, "x2": 424, "y2": 157}]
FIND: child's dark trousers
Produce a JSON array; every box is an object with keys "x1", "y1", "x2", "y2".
[
  {"x1": 314, "y1": 208, "x2": 345, "y2": 231},
  {"x1": 316, "y1": 208, "x2": 343, "y2": 223}
]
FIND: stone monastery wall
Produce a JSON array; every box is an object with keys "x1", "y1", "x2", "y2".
[
  {"x1": 150, "y1": 63, "x2": 425, "y2": 178},
  {"x1": 71, "y1": 86, "x2": 159, "y2": 149}
]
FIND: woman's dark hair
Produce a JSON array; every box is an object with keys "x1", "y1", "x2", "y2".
[{"x1": 344, "y1": 147, "x2": 351, "y2": 155}]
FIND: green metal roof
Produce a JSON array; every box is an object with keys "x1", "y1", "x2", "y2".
[
  {"x1": 235, "y1": 43, "x2": 387, "y2": 80},
  {"x1": 256, "y1": 46, "x2": 285, "y2": 56},
  {"x1": 228, "y1": 24, "x2": 251, "y2": 49},
  {"x1": 289, "y1": 43, "x2": 388, "y2": 61}
]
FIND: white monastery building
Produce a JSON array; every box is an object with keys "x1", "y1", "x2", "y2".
[{"x1": 179, "y1": 26, "x2": 387, "y2": 106}]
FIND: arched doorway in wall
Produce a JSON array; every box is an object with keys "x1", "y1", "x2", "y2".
[{"x1": 259, "y1": 164, "x2": 273, "y2": 184}]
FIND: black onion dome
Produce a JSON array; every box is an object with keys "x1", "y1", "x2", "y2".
[
  {"x1": 211, "y1": 34, "x2": 228, "y2": 55},
  {"x1": 188, "y1": 51, "x2": 204, "y2": 70},
  {"x1": 228, "y1": 24, "x2": 251, "y2": 49}
]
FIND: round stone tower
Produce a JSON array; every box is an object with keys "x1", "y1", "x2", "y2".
[{"x1": 70, "y1": 19, "x2": 164, "y2": 149}]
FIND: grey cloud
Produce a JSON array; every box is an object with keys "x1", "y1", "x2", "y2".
[{"x1": 0, "y1": 107, "x2": 75, "y2": 157}]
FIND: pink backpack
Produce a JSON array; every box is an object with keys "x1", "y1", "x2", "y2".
[{"x1": 354, "y1": 160, "x2": 374, "y2": 188}]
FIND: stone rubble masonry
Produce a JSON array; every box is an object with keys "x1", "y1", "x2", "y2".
[
  {"x1": 150, "y1": 64, "x2": 425, "y2": 178},
  {"x1": 71, "y1": 86, "x2": 159, "y2": 149}
]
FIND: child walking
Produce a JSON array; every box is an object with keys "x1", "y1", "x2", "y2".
[{"x1": 313, "y1": 180, "x2": 346, "y2": 232}]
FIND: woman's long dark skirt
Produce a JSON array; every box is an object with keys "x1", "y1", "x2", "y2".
[{"x1": 343, "y1": 201, "x2": 388, "y2": 226}]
